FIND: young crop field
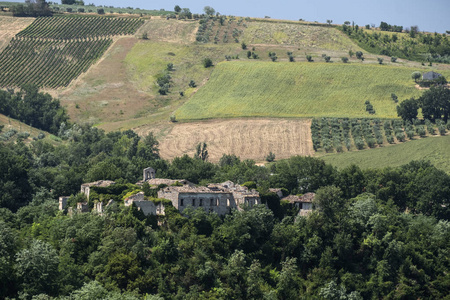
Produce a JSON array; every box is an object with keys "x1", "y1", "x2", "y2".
[
  {"x1": 135, "y1": 118, "x2": 313, "y2": 162},
  {"x1": 0, "y1": 16, "x2": 144, "y2": 88},
  {"x1": 320, "y1": 134, "x2": 450, "y2": 173},
  {"x1": 176, "y1": 61, "x2": 450, "y2": 120}
]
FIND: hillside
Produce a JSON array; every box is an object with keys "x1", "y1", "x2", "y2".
[
  {"x1": 321, "y1": 134, "x2": 450, "y2": 173},
  {"x1": 175, "y1": 61, "x2": 448, "y2": 120},
  {"x1": 0, "y1": 13, "x2": 449, "y2": 167}
]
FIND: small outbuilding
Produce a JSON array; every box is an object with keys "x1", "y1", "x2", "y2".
[{"x1": 423, "y1": 71, "x2": 442, "y2": 81}]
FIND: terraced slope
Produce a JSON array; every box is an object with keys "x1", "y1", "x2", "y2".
[{"x1": 176, "y1": 61, "x2": 449, "y2": 120}]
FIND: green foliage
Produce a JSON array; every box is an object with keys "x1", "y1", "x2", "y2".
[
  {"x1": 265, "y1": 151, "x2": 276, "y2": 162},
  {"x1": 396, "y1": 98, "x2": 418, "y2": 122},
  {"x1": 419, "y1": 86, "x2": 450, "y2": 121},
  {"x1": 341, "y1": 57, "x2": 349, "y2": 63},
  {"x1": 15, "y1": 239, "x2": 59, "y2": 296},
  {"x1": 340, "y1": 24, "x2": 450, "y2": 62},
  {"x1": 411, "y1": 71, "x2": 421, "y2": 82},
  {"x1": 202, "y1": 57, "x2": 213, "y2": 68}
]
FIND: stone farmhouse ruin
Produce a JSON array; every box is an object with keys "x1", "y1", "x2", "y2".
[
  {"x1": 60, "y1": 167, "x2": 261, "y2": 217},
  {"x1": 59, "y1": 167, "x2": 313, "y2": 217},
  {"x1": 158, "y1": 180, "x2": 261, "y2": 215}
]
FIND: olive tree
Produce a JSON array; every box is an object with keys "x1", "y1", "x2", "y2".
[{"x1": 411, "y1": 71, "x2": 421, "y2": 83}]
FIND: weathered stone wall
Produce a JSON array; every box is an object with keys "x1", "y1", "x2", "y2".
[
  {"x1": 177, "y1": 192, "x2": 237, "y2": 215},
  {"x1": 59, "y1": 196, "x2": 69, "y2": 211}
]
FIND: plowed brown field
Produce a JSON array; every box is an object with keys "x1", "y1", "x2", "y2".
[{"x1": 136, "y1": 118, "x2": 314, "y2": 162}]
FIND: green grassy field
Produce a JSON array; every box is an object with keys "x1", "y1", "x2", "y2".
[
  {"x1": 175, "y1": 61, "x2": 449, "y2": 120},
  {"x1": 320, "y1": 134, "x2": 450, "y2": 173}
]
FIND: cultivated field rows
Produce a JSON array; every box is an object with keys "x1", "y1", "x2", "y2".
[{"x1": 136, "y1": 119, "x2": 314, "y2": 162}]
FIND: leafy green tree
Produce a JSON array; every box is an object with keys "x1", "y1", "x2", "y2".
[
  {"x1": 411, "y1": 71, "x2": 421, "y2": 83},
  {"x1": 174, "y1": 5, "x2": 181, "y2": 13},
  {"x1": 203, "y1": 6, "x2": 215, "y2": 15},
  {"x1": 15, "y1": 239, "x2": 60, "y2": 296},
  {"x1": 377, "y1": 57, "x2": 384, "y2": 64},
  {"x1": 137, "y1": 132, "x2": 160, "y2": 161},
  {"x1": 202, "y1": 57, "x2": 213, "y2": 68},
  {"x1": 341, "y1": 57, "x2": 349, "y2": 63},
  {"x1": 0, "y1": 221, "x2": 17, "y2": 298},
  {"x1": 418, "y1": 86, "x2": 450, "y2": 122},
  {"x1": 355, "y1": 51, "x2": 363, "y2": 60},
  {"x1": 396, "y1": 98, "x2": 419, "y2": 122},
  {"x1": 277, "y1": 257, "x2": 300, "y2": 299},
  {"x1": 0, "y1": 144, "x2": 32, "y2": 210},
  {"x1": 266, "y1": 151, "x2": 276, "y2": 162},
  {"x1": 196, "y1": 142, "x2": 209, "y2": 161},
  {"x1": 241, "y1": 42, "x2": 247, "y2": 50},
  {"x1": 313, "y1": 185, "x2": 345, "y2": 220}
]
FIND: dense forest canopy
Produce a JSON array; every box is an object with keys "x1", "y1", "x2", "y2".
[
  {"x1": 0, "y1": 85, "x2": 69, "y2": 134},
  {"x1": 1, "y1": 119, "x2": 450, "y2": 299}
]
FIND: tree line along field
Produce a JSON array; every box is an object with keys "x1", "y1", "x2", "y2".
[
  {"x1": 0, "y1": 16, "x2": 144, "y2": 88},
  {"x1": 175, "y1": 61, "x2": 450, "y2": 120}
]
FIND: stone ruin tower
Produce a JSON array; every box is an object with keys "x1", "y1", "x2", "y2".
[{"x1": 143, "y1": 167, "x2": 156, "y2": 181}]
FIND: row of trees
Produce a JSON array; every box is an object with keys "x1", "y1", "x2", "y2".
[
  {"x1": 340, "y1": 23, "x2": 450, "y2": 61},
  {"x1": 11, "y1": 0, "x2": 52, "y2": 17}
]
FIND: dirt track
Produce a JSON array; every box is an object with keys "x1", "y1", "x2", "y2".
[{"x1": 137, "y1": 118, "x2": 314, "y2": 162}]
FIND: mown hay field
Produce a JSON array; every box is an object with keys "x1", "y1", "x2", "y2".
[
  {"x1": 136, "y1": 118, "x2": 313, "y2": 162},
  {"x1": 320, "y1": 134, "x2": 450, "y2": 173},
  {"x1": 176, "y1": 61, "x2": 450, "y2": 120},
  {"x1": 0, "y1": 16, "x2": 34, "y2": 51}
]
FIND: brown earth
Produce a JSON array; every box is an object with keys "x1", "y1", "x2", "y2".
[
  {"x1": 0, "y1": 16, "x2": 34, "y2": 51},
  {"x1": 135, "y1": 118, "x2": 314, "y2": 162}
]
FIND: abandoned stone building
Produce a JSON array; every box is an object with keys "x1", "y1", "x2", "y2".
[
  {"x1": 137, "y1": 167, "x2": 192, "y2": 187},
  {"x1": 124, "y1": 192, "x2": 165, "y2": 216},
  {"x1": 281, "y1": 193, "x2": 315, "y2": 216},
  {"x1": 158, "y1": 180, "x2": 261, "y2": 215},
  {"x1": 80, "y1": 180, "x2": 116, "y2": 200}
]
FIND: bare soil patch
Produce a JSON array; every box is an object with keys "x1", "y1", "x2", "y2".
[
  {"x1": 135, "y1": 118, "x2": 314, "y2": 162},
  {"x1": 56, "y1": 37, "x2": 155, "y2": 125},
  {"x1": 0, "y1": 16, "x2": 34, "y2": 51}
]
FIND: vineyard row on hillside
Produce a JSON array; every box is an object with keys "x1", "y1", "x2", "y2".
[
  {"x1": 0, "y1": 16, "x2": 144, "y2": 88},
  {"x1": 17, "y1": 16, "x2": 144, "y2": 39},
  {"x1": 311, "y1": 118, "x2": 450, "y2": 153},
  {"x1": 0, "y1": 38, "x2": 112, "y2": 88}
]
